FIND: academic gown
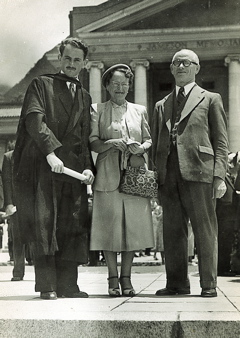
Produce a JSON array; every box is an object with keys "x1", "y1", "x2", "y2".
[{"x1": 13, "y1": 74, "x2": 94, "y2": 263}]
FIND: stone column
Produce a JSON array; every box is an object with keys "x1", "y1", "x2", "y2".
[
  {"x1": 225, "y1": 54, "x2": 240, "y2": 152},
  {"x1": 130, "y1": 59, "x2": 149, "y2": 107},
  {"x1": 86, "y1": 61, "x2": 104, "y2": 103}
]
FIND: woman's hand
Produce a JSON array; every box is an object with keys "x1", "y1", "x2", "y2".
[
  {"x1": 128, "y1": 143, "x2": 145, "y2": 155},
  {"x1": 46, "y1": 152, "x2": 64, "y2": 173},
  {"x1": 105, "y1": 138, "x2": 127, "y2": 152}
]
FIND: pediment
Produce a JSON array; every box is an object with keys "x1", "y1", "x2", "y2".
[
  {"x1": 74, "y1": 0, "x2": 240, "y2": 34},
  {"x1": 75, "y1": 0, "x2": 187, "y2": 33}
]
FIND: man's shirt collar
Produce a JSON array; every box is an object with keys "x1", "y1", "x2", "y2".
[{"x1": 176, "y1": 82, "x2": 195, "y2": 96}]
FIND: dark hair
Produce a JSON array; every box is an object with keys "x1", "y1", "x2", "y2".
[
  {"x1": 105, "y1": 67, "x2": 134, "y2": 88},
  {"x1": 59, "y1": 38, "x2": 88, "y2": 59}
]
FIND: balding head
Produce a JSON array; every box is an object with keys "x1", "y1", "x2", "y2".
[
  {"x1": 172, "y1": 49, "x2": 199, "y2": 65},
  {"x1": 170, "y1": 49, "x2": 200, "y2": 87}
]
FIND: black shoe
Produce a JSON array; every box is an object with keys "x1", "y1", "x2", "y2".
[
  {"x1": 40, "y1": 291, "x2": 57, "y2": 300},
  {"x1": 57, "y1": 291, "x2": 89, "y2": 298},
  {"x1": 155, "y1": 287, "x2": 190, "y2": 296},
  {"x1": 201, "y1": 288, "x2": 217, "y2": 297},
  {"x1": 11, "y1": 277, "x2": 23, "y2": 281}
]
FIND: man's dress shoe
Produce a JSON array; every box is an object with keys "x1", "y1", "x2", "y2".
[
  {"x1": 40, "y1": 291, "x2": 57, "y2": 300},
  {"x1": 11, "y1": 277, "x2": 23, "y2": 281},
  {"x1": 201, "y1": 288, "x2": 217, "y2": 297},
  {"x1": 155, "y1": 287, "x2": 190, "y2": 296},
  {"x1": 57, "y1": 291, "x2": 89, "y2": 298}
]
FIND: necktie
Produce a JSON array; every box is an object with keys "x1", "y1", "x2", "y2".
[
  {"x1": 69, "y1": 82, "x2": 75, "y2": 100},
  {"x1": 171, "y1": 87, "x2": 185, "y2": 145},
  {"x1": 177, "y1": 87, "x2": 185, "y2": 106}
]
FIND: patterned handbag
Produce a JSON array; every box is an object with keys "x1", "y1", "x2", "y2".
[{"x1": 119, "y1": 163, "x2": 158, "y2": 198}]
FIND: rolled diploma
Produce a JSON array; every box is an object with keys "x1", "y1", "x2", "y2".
[{"x1": 63, "y1": 167, "x2": 86, "y2": 181}]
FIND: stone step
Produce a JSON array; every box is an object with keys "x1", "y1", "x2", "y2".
[{"x1": 0, "y1": 265, "x2": 239, "y2": 338}]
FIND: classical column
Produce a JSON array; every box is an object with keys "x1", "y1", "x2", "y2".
[
  {"x1": 225, "y1": 54, "x2": 240, "y2": 152},
  {"x1": 86, "y1": 61, "x2": 104, "y2": 103},
  {"x1": 130, "y1": 59, "x2": 149, "y2": 107}
]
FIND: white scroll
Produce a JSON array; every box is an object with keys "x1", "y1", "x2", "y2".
[{"x1": 63, "y1": 167, "x2": 86, "y2": 181}]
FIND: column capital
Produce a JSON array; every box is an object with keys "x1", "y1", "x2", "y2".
[
  {"x1": 85, "y1": 61, "x2": 104, "y2": 71},
  {"x1": 224, "y1": 54, "x2": 240, "y2": 66},
  {"x1": 130, "y1": 59, "x2": 150, "y2": 70}
]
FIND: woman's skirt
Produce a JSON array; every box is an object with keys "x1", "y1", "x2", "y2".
[{"x1": 90, "y1": 189, "x2": 154, "y2": 252}]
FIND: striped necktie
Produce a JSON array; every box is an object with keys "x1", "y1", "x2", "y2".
[
  {"x1": 171, "y1": 87, "x2": 185, "y2": 145},
  {"x1": 177, "y1": 87, "x2": 185, "y2": 106},
  {"x1": 69, "y1": 82, "x2": 75, "y2": 100}
]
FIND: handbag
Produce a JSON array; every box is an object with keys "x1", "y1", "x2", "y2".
[{"x1": 119, "y1": 162, "x2": 158, "y2": 198}]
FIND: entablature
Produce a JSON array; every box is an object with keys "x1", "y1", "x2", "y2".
[{"x1": 75, "y1": 25, "x2": 240, "y2": 64}]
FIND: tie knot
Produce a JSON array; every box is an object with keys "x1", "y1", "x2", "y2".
[
  {"x1": 179, "y1": 87, "x2": 184, "y2": 95},
  {"x1": 177, "y1": 87, "x2": 185, "y2": 105},
  {"x1": 69, "y1": 82, "x2": 75, "y2": 90}
]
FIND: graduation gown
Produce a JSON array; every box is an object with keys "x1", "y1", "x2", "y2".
[{"x1": 13, "y1": 73, "x2": 93, "y2": 262}]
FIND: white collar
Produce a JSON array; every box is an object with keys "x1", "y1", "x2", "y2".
[
  {"x1": 67, "y1": 82, "x2": 76, "y2": 90},
  {"x1": 110, "y1": 100, "x2": 127, "y2": 109},
  {"x1": 176, "y1": 82, "x2": 195, "y2": 96},
  {"x1": 60, "y1": 71, "x2": 78, "y2": 88}
]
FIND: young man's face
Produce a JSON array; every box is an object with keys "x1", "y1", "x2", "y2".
[{"x1": 58, "y1": 44, "x2": 86, "y2": 78}]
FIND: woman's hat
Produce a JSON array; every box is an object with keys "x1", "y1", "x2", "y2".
[{"x1": 102, "y1": 64, "x2": 131, "y2": 88}]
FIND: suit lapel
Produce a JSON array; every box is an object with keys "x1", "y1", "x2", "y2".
[
  {"x1": 58, "y1": 82, "x2": 73, "y2": 116},
  {"x1": 163, "y1": 92, "x2": 174, "y2": 132},
  {"x1": 179, "y1": 86, "x2": 205, "y2": 123},
  {"x1": 65, "y1": 86, "x2": 84, "y2": 136},
  {"x1": 105, "y1": 100, "x2": 112, "y2": 116},
  {"x1": 125, "y1": 102, "x2": 136, "y2": 136}
]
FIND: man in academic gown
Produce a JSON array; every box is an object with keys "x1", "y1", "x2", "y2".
[{"x1": 13, "y1": 38, "x2": 94, "y2": 300}]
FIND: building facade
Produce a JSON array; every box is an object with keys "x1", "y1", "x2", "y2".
[
  {"x1": 69, "y1": 0, "x2": 240, "y2": 152},
  {"x1": 1, "y1": 0, "x2": 240, "y2": 167}
]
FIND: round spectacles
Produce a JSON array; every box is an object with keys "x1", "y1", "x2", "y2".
[
  {"x1": 172, "y1": 59, "x2": 198, "y2": 67},
  {"x1": 111, "y1": 81, "x2": 129, "y2": 88}
]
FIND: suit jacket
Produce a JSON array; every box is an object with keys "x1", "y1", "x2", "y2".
[
  {"x1": 151, "y1": 85, "x2": 228, "y2": 185},
  {"x1": 90, "y1": 100, "x2": 152, "y2": 192},
  {"x1": 13, "y1": 74, "x2": 93, "y2": 258}
]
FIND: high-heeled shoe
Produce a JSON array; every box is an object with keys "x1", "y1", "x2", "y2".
[
  {"x1": 120, "y1": 276, "x2": 135, "y2": 297},
  {"x1": 108, "y1": 276, "x2": 121, "y2": 297}
]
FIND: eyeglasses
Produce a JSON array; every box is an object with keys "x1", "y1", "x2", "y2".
[
  {"x1": 172, "y1": 59, "x2": 198, "y2": 67},
  {"x1": 111, "y1": 81, "x2": 129, "y2": 88}
]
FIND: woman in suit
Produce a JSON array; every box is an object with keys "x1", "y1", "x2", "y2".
[{"x1": 90, "y1": 64, "x2": 154, "y2": 297}]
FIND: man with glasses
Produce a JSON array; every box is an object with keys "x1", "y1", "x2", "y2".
[{"x1": 151, "y1": 49, "x2": 228, "y2": 297}]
